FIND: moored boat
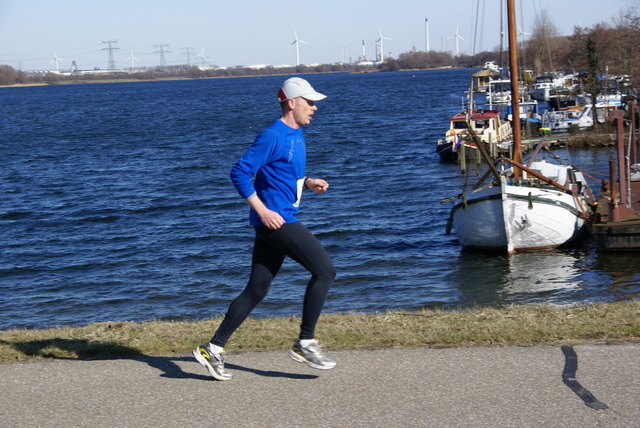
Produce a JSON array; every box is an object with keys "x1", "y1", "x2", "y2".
[
  {"x1": 543, "y1": 104, "x2": 593, "y2": 133},
  {"x1": 445, "y1": 0, "x2": 595, "y2": 255},
  {"x1": 486, "y1": 78, "x2": 512, "y2": 104},
  {"x1": 472, "y1": 67, "x2": 500, "y2": 93},
  {"x1": 530, "y1": 75, "x2": 557, "y2": 101},
  {"x1": 437, "y1": 109, "x2": 513, "y2": 163},
  {"x1": 530, "y1": 72, "x2": 576, "y2": 101},
  {"x1": 448, "y1": 160, "x2": 594, "y2": 253},
  {"x1": 505, "y1": 100, "x2": 542, "y2": 133}
]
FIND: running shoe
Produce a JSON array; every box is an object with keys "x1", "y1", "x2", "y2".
[
  {"x1": 193, "y1": 343, "x2": 234, "y2": 381},
  {"x1": 289, "y1": 339, "x2": 336, "y2": 370}
]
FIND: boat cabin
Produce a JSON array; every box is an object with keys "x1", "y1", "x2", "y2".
[
  {"x1": 472, "y1": 68, "x2": 500, "y2": 93},
  {"x1": 438, "y1": 109, "x2": 514, "y2": 163},
  {"x1": 447, "y1": 110, "x2": 512, "y2": 146}
]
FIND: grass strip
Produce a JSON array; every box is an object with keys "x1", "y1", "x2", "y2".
[{"x1": 1, "y1": 300, "x2": 638, "y2": 362}]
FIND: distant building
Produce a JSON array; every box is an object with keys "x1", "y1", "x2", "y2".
[
  {"x1": 269, "y1": 64, "x2": 294, "y2": 69},
  {"x1": 238, "y1": 64, "x2": 269, "y2": 70}
]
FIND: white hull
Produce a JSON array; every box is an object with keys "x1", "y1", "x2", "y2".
[
  {"x1": 531, "y1": 86, "x2": 551, "y2": 101},
  {"x1": 450, "y1": 175, "x2": 589, "y2": 253},
  {"x1": 530, "y1": 73, "x2": 577, "y2": 101},
  {"x1": 544, "y1": 105, "x2": 593, "y2": 132}
]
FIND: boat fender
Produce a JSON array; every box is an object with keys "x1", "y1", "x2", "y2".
[
  {"x1": 462, "y1": 192, "x2": 468, "y2": 210},
  {"x1": 528, "y1": 192, "x2": 533, "y2": 210}
]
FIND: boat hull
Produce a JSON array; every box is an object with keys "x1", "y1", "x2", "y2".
[
  {"x1": 450, "y1": 180, "x2": 588, "y2": 253},
  {"x1": 544, "y1": 105, "x2": 593, "y2": 133},
  {"x1": 436, "y1": 141, "x2": 458, "y2": 162}
]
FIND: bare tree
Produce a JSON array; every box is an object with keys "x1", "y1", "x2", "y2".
[
  {"x1": 615, "y1": 8, "x2": 640, "y2": 89},
  {"x1": 527, "y1": 9, "x2": 560, "y2": 74}
]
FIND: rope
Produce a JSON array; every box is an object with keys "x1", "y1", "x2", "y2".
[{"x1": 580, "y1": 168, "x2": 608, "y2": 177}]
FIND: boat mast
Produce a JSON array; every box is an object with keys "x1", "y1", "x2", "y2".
[{"x1": 507, "y1": 0, "x2": 523, "y2": 177}]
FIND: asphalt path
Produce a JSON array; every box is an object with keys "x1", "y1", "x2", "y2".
[{"x1": 1, "y1": 344, "x2": 638, "y2": 427}]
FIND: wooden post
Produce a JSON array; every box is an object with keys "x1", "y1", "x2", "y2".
[
  {"x1": 630, "y1": 98, "x2": 637, "y2": 165},
  {"x1": 612, "y1": 110, "x2": 627, "y2": 208},
  {"x1": 460, "y1": 140, "x2": 466, "y2": 175}
]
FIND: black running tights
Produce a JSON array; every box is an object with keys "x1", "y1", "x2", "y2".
[{"x1": 211, "y1": 221, "x2": 336, "y2": 347}]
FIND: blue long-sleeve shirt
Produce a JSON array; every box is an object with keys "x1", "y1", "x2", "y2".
[{"x1": 230, "y1": 119, "x2": 306, "y2": 226}]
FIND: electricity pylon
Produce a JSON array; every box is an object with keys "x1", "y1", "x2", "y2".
[
  {"x1": 154, "y1": 44, "x2": 171, "y2": 68},
  {"x1": 101, "y1": 40, "x2": 119, "y2": 70}
]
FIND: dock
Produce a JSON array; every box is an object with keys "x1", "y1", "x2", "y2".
[{"x1": 592, "y1": 102, "x2": 640, "y2": 250}]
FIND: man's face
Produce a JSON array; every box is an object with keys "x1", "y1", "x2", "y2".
[{"x1": 291, "y1": 97, "x2": 317, "y2": 127}]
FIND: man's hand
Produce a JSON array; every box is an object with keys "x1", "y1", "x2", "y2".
[
  {"x1": 306, "y1": 177, "x2": 329, "y2": 194},
  {"x1": 259, "y1": 209, "x2": 285, "y2": 230},
  {"x1": 247, "y1": 194, "x2": 285, "y2": 229}
]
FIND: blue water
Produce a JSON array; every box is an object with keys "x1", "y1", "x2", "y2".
[{"x1": 1, "y1": 70, "x2": 639, "y2": 330}]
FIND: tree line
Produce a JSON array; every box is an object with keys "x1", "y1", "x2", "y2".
[
  {"x1": 384, "y1": 7, "x2": 639, "y2": 91},
  {"x1": 0, "y1": 62, "x2": 372, "y2": 86}
]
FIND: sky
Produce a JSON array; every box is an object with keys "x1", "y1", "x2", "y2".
[{"x1": 0, "y1": 0, "x2": 636, "y2": 71}]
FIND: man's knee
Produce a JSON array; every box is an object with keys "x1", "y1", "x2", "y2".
[{"x1": 319, "y1": 261, "x2": 336, "y2": 282}]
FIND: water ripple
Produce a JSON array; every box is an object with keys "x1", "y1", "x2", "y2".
[{"x1": 1, "y1": 71, "x2": 638, "y2": 330}]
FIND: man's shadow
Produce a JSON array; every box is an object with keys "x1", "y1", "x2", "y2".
[{"x1": 1, "y1": 338, "x2": 318, "y2": 381}]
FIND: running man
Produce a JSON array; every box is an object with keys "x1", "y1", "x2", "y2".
[{"x1": 193, "y1": 77, "x2": 337, "y2": 380}]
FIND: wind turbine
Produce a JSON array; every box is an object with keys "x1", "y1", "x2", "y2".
[
  {"x1": 516, "y1": 23, "x2": 531, "y2": 72},
  {"x1": 291, "y1": 27, "x2": 310, "y2": 66},
  {"x1": 376, "y1": 27, "x2": 392, "y2": 62},
  {"x1": 425, "y1": 18, "x2": 430, "y2": 52},
  {"x1": 517, "y1": 23, "x2": 532, "y2": 39},
  {"x1": 51, "y1": 51, "x2": 63, "y2": 72},
  {"x1": 195, "y1": 48, "x2": 208, "y2": 66},
  {"x1": 447, "y1": 23, "x2": 467, "y2": 56},
  {"x1": 125, "y1": 49, "x2": 138, "y2": 71}
]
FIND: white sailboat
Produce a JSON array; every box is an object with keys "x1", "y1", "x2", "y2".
[
  {"x1": 446, "y1": 0, "x2": 595, "y2": 255},
  {"x1": 448, "y1": 160, "x2": 593, "y2": 253}
]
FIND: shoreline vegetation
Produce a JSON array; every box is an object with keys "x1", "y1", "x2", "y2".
[
  {"x1": 1, "y1": 300, "x2": 638, "y2": 363},
  {"x1": 0, "y1": 66, "x2": 448, "y2": 89},
  {"x1": 0, "y1": 74, "x2": 245, "y2": 88}
]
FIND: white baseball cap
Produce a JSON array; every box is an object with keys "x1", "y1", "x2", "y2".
[{"x1": 277, "y1": 77, "x2": 327, "y2": 102}]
